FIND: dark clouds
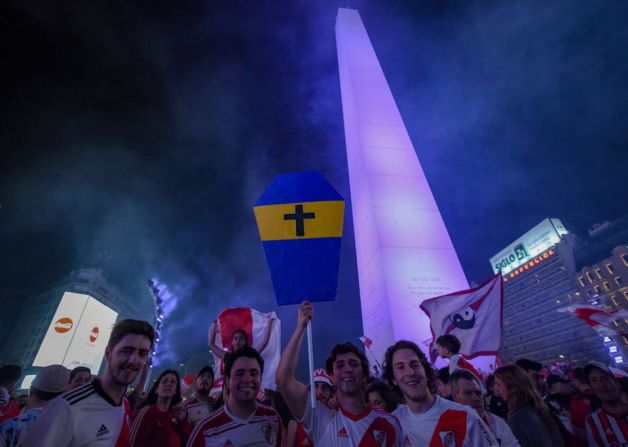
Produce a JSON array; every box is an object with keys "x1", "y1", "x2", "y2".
[{"x1": 1, "y1": 0, "x2": 627, "y2": 374}]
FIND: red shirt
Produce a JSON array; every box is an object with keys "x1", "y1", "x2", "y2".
[
  {"x1": 130, "y1": 405, "x2": 191, "y2": 447},
  {"x1": 0, "y1": 398, "x2": 19, "y2": 424},
  {"x1": 294, "y1": 421, "x2": 313, "y2": 446},
  {"x1": 570, "y1": 391, "x2": 594, "y2": 428}
]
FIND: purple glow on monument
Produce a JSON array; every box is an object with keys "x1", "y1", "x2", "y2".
[{"x1": 336, "y1": 8, "x2": 470, "y2": 364}]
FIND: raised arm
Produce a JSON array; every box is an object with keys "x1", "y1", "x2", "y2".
[
  {"x1": 275, "y1": 301, "x2": 311, "y2": 420},
  {"x1": 207, "y1": 320, "x2": 225, "y2": 360},
  {"x1": 255, "y1": 314, "x2": 276, "y2": 353}
]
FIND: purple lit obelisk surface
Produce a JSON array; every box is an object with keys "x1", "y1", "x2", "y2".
[{"x1": 336, "y1": 8, "x2": 470, "y2": 364}]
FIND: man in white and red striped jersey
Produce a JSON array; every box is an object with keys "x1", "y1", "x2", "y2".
[
  {"x1": 584, "y1": 361, "x2": 628, "y2": 447},
  {"x1": 186, "y1": 347, "x2": 284, "y2": 446},
  {"x1": 277, "y1": 301, "x2": 404, "y2": 447},
  {"x1": 385, "y1": 340, "x2": 497, "y2": 446},
  {"x1": 22, "y1": 319, "x2": 154, "y2": 447}
]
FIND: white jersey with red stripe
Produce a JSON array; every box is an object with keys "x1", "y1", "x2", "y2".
[
  {"x1": 300, "y1": 395, "x2": 404, "y2": 447},
  {"x1": 186, "y1": 402, "x2": 283, "y2": 447},
  {"x1": 481, "y1": 412, "x2": 520, "y2": 447},
  {"x1": 449, "y1": 355, "x2": 482, "y2": 382},
  {"x1": 585, "y1": 407, "x2": 628, "y2": 447},
  {"x1": 20, "y1": 379, "x2": 132, "y2": 446},
  {"x1": 393, "y1": 396, "x2": 496, "y2": 447}
]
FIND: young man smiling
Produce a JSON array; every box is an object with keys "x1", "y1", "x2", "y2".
[
  {"x1": 384, "y1": 340, "x2": 496, "y2": 447},
  {"x1": 186, "y1": 347, "x2": 283, "y2": 446},
  {"x1": 276, "y1": 301, "x2": 403, "y2": 446},
  {"x1": 23, "y1": 319, "x2": 155, "y2": 446}
]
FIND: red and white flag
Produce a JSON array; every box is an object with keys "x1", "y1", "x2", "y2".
[
  {"x1": 212, "y1": 307, "x2": 281, "y2": 392},
  {"x1": 558, "y1": 305, "x2": 628, "y2": 336},
  {"x1": 420, "y1": 273, "x2": 503, "y2": 362},
  {"x1": 359, "y1": 336, "x2": 373, "y2": 349}
]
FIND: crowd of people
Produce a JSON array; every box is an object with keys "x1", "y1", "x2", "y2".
[{"x1": 1, "y1": 300, "x2": 627, "y2": 446}]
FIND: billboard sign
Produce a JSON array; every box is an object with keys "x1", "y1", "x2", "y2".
[
  {"x1": 490, "y1": 218, "x2": 568, "y2": 274},
  {"x1": 33, "y1": 292, "x2": 118, "y2": 372}
]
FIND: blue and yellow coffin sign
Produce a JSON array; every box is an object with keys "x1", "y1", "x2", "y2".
[{"x1": 254, "y1": 172, "x2": 344, "y2": 305}]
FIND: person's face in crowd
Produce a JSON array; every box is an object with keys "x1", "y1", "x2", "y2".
[
  {"x1": 368, "y1": 390, "x2": 386, "y2": 410},
  {"x1": 195, "y1": 372, "x2": 214, "y2": 397},
  {"x1": 232, "y1": 331, "x2": 247, "y2": 351},
  {"x1": 588, "y1": 369, "x2": 621, "y2": 403},
  {"x1": 105, "y1": 334, "x2": 151, "y2": 387},
  {"x1": 157, "y1": 373, "x2": 178, "y2": 400},
  {"x1": 225, "y1": 357, "x2": 261, "y2": 405},
  {"x1": 314, "y1": 382, "x2": 332, "y2": 403},
  {"x1": 70, "y1": 371, "x2": 91, "y2": 390},
  {"x1": 453, "y1": 378, "x2": 484, "y2": 412},
  {"x1": 574, "y1": 378, "x2": 592, "y2": 394},
  {"x1": 527, "y1": 369, "x2": 545, "y2": 394},
  {"x1": 493, "y1": 377, "x2": 508, "y2": 401},
  {"x1": 551, "y1": 381, "x2": 570, "y2": 395},
  {"x1": 437, "y1": 345, "x2": 450, "y2": 359},
  {"x1": 392, "y1": 348, "x2": 430, "y2": 402},
  {"x1": 436, "y1": 379, "x2": 450, "y2": 397},
  {"x1": 332, "y1": 352, "x2": 365, "y2": 397}
]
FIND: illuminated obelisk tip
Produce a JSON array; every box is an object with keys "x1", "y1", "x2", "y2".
[{"x1": 336, "y1": 8, "x2": 469, "y2": 364}]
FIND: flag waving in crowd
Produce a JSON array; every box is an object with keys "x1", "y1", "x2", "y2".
[
  {"x1": 558, "y1": 304, "x2": 628, "y2": 336},
  {"x1": 208, "y1": 307, "x2": 281, "y2": 392},
  {"x1": 421, "y1": 273, "x2": 503, "y2": 362}
]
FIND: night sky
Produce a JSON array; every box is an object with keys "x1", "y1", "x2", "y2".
[{"x1": 2, "y1": 0, "x2": 627, "y2": 375}]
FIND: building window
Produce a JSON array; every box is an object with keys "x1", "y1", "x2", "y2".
[
  {"x1": 594, "y1": 286, "x2": 600, "y2": 294},
  {"x1": 625, "y1": 291, "x2": 628, "y2": 302},
  {"x1": 616, "y1": 277, "x2": 623, "y2": 287},
  {"x1": 607, "y1": 264, "x2": 615, "y2": 274},
  {"x1": 622, "y1": 253, "x2": 628, "y2": 267},
  {"x1": 603, "y1": 282, "x2": 611, "y2": 291},
  {"x1": 611, "y1": 296, "x2": 619, "y2": 307},
  {"x1": 578, "y1": 276, "x2": 585, "y2": 287},
  {"x1": 595, "y1": 268, "x2": 603, "y2": 279},
  {"x1": 623, "y1": 336, "x2": 628, "y2": 345},
  {"x1": 586, "y1": 271, "x2": 595, "y2": 283}
]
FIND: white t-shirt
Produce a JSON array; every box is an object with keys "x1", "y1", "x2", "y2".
[
  {"x1": 186, "y1": 402, "x2": 283, "y2": 447},
  {"x1": 393, "y1": 396, "x2": 496, "y2": 446},
  {"x1": 483, "y1": 412, "x2": 520, "y2": 447},
  {"x1": 20, "y1": 380, "x2": 131, "y2": 447},
  {"x1": 301, "y1": 395, "x2": 404, "y2": 447}
]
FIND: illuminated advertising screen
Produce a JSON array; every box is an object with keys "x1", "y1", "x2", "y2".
[
  {"x1": 33, "y1": 292, "x2": 118, "y2": 372},
  {"x1": 490, "y1": 218, "x2": 568, "y2": 275}
]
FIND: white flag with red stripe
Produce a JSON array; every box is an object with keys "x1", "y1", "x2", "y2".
[
  {"x1": 212, "y1": 307, "x2": 281, "y2": 392},
  {"x1": 359, "y1": 336, "x2": 373, "y2": 349},
  {"x1": 420, "y1": 273, "x2": 503, "y2": 361},
  {"x1": 558, "y1": 305, "x2": 628, "y2": 336}
]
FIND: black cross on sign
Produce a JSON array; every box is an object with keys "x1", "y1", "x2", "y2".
[{"x1": 283, "y1": 204, "x2": 316, "y2": 237}]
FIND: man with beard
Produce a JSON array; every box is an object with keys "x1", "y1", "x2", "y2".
[
  {"x1": 23, "y1": 319, "x2": 154, "y2": 446},
  {"x1": 184, "y1": 366, "x2": 216, "y2": 426},
  {"x1": 584, "y1": 362, "x2": 628, "y2": 446},
  {"x1": 276, "y1": 301, "x2": 404, "y2": 446},
  {"x1": 384, "y1": 340, "x2": 496, "y2": 446},
  {"x1": 186, "y1": 347, "x2": 284, "y2": 446}
]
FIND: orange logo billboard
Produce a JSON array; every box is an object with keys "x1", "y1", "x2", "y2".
[{"x1": 54, "y1": 317, "x2": 74, "y2": 334}]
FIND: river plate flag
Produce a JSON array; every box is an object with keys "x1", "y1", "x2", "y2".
[
  {"x1": 558, "y1": 305, "x2": 628, "y2": 336},
  {"x1": 421, "y1": 273, "x2": 503, "y2": 362},
  {"x1": 254, "y1": 171, "x2": 344, "y2": 305}
]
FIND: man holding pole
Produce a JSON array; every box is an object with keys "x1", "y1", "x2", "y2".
[{"x1": 276, "y1": 301, "x2": 404, "y2": 446}]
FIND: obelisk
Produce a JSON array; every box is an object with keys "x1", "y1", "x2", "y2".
[{"x1": 336, "y1": 8, "x2": 469, "y2": 364}]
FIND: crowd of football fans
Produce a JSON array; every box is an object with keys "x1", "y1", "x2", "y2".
[{"x1": 1, "y1": 300, "x2": 627, "y2": 446}]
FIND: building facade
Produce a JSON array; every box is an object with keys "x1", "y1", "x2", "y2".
[
  {"x1": 492, "y1": 219, "x2": 607, "y2": 365},
  {"x1": 575, "y1": 245, "x2": 628, "y2": 363},
  {"x1": 0, "y1": 268, "x2": 146, "y2": 375}
]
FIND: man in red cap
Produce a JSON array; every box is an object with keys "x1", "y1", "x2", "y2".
[{"x1": 584, "y1": 361, "x2": 628, "y2": 446}]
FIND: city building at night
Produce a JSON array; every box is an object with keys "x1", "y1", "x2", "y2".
[
  {"x1": 0, "y1": 268, "x2": 146, "y2": 377},
  {"x1": 492, "y1": 219, "x2": 607, "y2": 365},
  {"x1": 573, "y1": 217, "x2": 628, "y2": 363}
]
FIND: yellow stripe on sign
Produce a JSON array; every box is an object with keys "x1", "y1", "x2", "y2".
[{"x1": 254, "y1": 201, "x2": 344, "y2": 241}]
